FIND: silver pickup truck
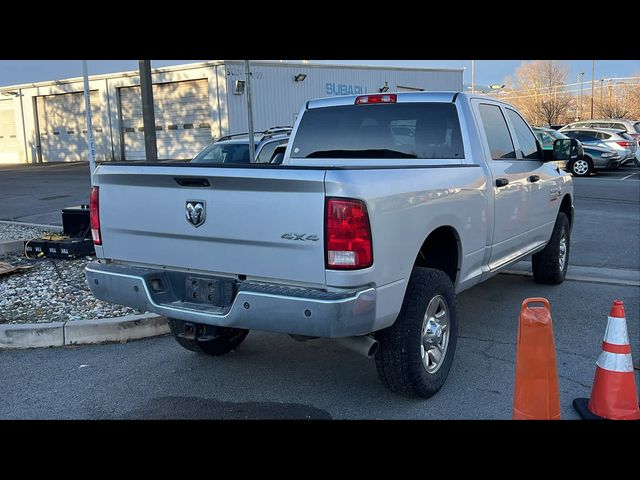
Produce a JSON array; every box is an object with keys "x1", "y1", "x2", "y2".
[{"x1": 86, "y1": 92, "x2": 578, "y2": 398}]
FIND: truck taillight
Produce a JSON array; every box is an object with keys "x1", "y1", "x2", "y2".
[
  {"x1": 355, "y1": 94, "x2": 397, "y2": 105},
  {"x1": 325, "y1": 198, "x2": 372, "y2": 270},
  {"x1": 90, "y1": 186, "x2": 101, "y2": 245},
  {"x1": 616, "y1": 141, "x2": 632, "y2": 148}
]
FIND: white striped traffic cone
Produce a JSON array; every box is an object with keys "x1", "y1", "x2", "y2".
[{"x1": 573, "y1": 299, "x2": 640, "y2": 420}]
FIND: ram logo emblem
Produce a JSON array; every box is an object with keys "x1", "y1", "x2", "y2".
[{"x1": 186, "y1": 201, "x2": 206, "y2": 227}]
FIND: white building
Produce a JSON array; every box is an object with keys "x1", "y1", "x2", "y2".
[{"x1": 0, "y1": 61, "x2": 463, "y2": 164}]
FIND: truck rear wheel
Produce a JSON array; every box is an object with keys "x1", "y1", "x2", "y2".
[
  {"x1": 374, "y1": 267, "x2": 458, "y2": 398},
  {"x1": 531, "y1": 212, "x2": 570, "y2": 285},
  {"x1": 167, "y1": 318, "x2": 249, "y2": 356}
]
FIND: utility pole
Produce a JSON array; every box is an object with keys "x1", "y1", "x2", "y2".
[
  {"x1": 590, "y1": 60, "x2": 595, "y2": 119},
  {"x1": 600, "y1": 79, "x2": 604, "y2": 116},
  {"x1": 82, "y1": 61, "x2": 96, "y2": 185},
  {"x1": 608, "y1": 79, "x2": 612, "y2": 117},
  {"x1": 579, "y1": 72, "x2": 585, "y2": 120},
  {"x1": 471, "y1": 60, "x2": 475, "y2": 94},
  {"x1": 245, "y1": 60, "x2": 256, "y2": 163},
  {"x1": 139, "y1": 60, "x2": 158, "y2": 162}
]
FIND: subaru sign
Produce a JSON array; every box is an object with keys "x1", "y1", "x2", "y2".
[{"x1": 325, "y1": 83, "x2": 367, "y2": 96}]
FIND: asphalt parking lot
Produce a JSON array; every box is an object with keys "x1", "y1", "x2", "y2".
[{"x1": 0, "y1": 161, "x2": 638, "y2": 419}]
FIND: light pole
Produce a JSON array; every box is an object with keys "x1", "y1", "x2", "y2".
[
  {"x1": 82, "y1": 61, "x2": 96, "y2": 184},
  {"x1": 590, "y1": 60, "x2": 595, "y2": 119},
  {"x1": 579, "y1": 72, "x2": 585, "y2": 120},
  {"x1": 471, "y1": 60, "x2": 475, "y2": 94},
  {"x1": 244, "y1": 60, "x2": 255, "y2": 163},
  {"x1": 575, "y1": 73, "x2": 580, "y2": 120},
  {"x1": 600, "y1": 78, "x2": 604, "y2": 116},
  {"x1": 608, "y1": 79, "x2": 612, "y2": 117}
]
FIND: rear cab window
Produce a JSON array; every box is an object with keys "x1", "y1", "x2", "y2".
[{"x1": 291, "y1": 102, "x2": 464, "y2": 160}]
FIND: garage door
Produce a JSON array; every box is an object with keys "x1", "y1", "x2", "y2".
[
  {"x1": 119, "y1": 79, "x2": 213, "y2": 160},
  {"x1": 0, "y1": 99, "x2": 20, "y2": 163},
  {"x1": 36, "y1": 91, "x2": 108, "y2": 162}
]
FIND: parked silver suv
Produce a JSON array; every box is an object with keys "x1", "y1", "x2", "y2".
[
  {"x1": 559, "y1": 127, "x2": 637, "y2": 164},
  {"x1": 562, "y1": 119, "x2": 640, "y2": 141},
  {"x1": 191, "y1": 127, "x2": 291, "y2": 164}
]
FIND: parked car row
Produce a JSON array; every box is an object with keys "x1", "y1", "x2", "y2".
[
  {"x1": 534, "y1": 118, "x2": 640, "y2": 177},
  {"x1": 534, "y1": 127, "x2": 621, "y2": 177}
]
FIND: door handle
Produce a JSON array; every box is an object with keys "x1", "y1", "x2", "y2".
[
  {"x1": 529, "y1": 175, "x2": 540, "y2": 183},
  {"x1": 495, "y1": 178, "x2": 509, "y2": 188}
]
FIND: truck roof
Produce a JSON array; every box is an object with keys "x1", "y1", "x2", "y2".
[{"x1": 306, "y1": 91, "x2": 513, "y2": 110}]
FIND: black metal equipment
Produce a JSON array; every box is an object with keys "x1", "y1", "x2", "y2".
[{"x1": 24, "y1": 205, "x2": 95, "y2": 259}]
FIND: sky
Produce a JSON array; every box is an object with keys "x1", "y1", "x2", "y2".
[{"x1": 0, "y1": 59, "x2": 638, "y2": 88}]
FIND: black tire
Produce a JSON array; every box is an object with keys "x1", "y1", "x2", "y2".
[
  {"x1": 532, "y1": 212, "x2": 570, "y2": 285},
  {"x1": 374, "y1": 268, "x2": 458, "y2": 398},
  {"x1": 569, "y1": 156, "x2": 593, "y2": 177},
  {"x1": 167, "y1": 318, "x2": 249, "y2": 356}
]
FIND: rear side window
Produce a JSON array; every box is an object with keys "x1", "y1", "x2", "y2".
[
  {"x1": 565, "y1": 131, "x2": 593, "y2": 142},
  {"x1": 506, "y1": 109, "x2": 540, "y2": 160},
  {"x1": 595, "y1": 132, "x2": 611, "y2": 140},
  {"x1": 478, "y1": 104, "x2": 515, "y2": 159},
  {"x1": 573, "y1": 131, "x2": 596, "y2": 141},
  {"x1": 291, "y1": 103, "x2": 464, "y2": 159},
  {"x1": 633, "y1": 123, "x2": 640, "y2": 134}
]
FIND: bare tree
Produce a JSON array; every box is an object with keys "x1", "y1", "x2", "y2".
[
  {"x1": 582, "y1": 77, "x2": 640, "y2": 119},
  {"x1": 502, "y1": 61, "x2": 574, "y2": 126}
]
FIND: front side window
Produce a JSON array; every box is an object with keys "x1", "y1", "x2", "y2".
[
  {"x1": 548, "y1": 130, "x2": 569, "y2": 140},
  {"x1": 291, "y1": 103, "x2": 464, "y2": 159},
  {"x1": 536, "y1": 131, "x2": 556, "y2": 147},
  {"x1": 478, "y1": 104, "x2": 515, "y2": 159},
  {"x1": 506, "y1": 109, "x2": 540, "y2": 160}
]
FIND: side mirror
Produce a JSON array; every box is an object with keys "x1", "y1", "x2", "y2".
[{"x1": 551, "y1": 138, "x2": 583, "y2": 161}]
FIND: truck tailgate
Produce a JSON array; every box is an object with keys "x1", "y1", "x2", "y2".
[{"x1": 95, "y1": 165, "x2": 327, "y2": 285}]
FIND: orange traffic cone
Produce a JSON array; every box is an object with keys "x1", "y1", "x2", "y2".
[
  {"x1": 513, "y1": 298, "x2": 561, "y2": 420},
  {"x1": 573, "y1": 299, "x2": 640, "y2": 420}
]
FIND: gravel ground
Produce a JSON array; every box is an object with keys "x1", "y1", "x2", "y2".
[
  {"x1": 0, "y1": 223, "x2": 60, "y2": 241},
  {"x1": 0, "y1": 223, "x2": 144, "y2": 324}
]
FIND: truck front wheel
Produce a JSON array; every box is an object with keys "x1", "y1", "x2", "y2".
[
  {"x1": 374, "y1": 267, "x2": 458, "y2": 398},
  {"x1": 167, "y1": 318, "x2": 249, "y2": 356},
  {"x1": 531, "y1": 212, "x2": 570, "y2": 285}
]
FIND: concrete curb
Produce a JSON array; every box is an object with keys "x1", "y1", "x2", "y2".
[
  {"x1": 0, "y1": 322, "x2": 65, "y2": 349},
  {"x1": 501, "y1": 261, "x2": 640, "y2": 287},
  {"x1": 0, "y1": 314, "x2": 168, "y2": 350},
  {"x1": 0, "y1": 239, "x2": 25, "y2": 255}
]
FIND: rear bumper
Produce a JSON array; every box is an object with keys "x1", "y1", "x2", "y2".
[
  {"x1": 85, "y1": 262, "x2": 377, "y2": 338},
  {"x1": 592, "y1": 157, "x2": 621, "y2": 169}
]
